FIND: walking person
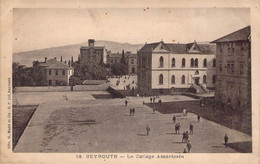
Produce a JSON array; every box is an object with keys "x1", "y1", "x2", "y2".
[
  {"x1": 125, "y1": 100, "x2": 128, "y2": 106},
  {"x1": 189, "y1": 123, "x2": 193, "y2": 134},
  {"x1": 146, "y1": 125, "x2": 150, "y2": 136},
  {"x1": 182, "y1": 132, "x2": 186, "y2": 143},
  {"x1": 132, "y1": 108, "x2": 135, "y2": 116},
  {"x1": 185, "y1": 131, "x2": 189, "y2": 143},
  {"x1": 224, "y1": 134, "x2": 229, "y2": 147},
  {"x1": 197, "y1": 115, "x2": 200, "y2": 122},
  {"x1": 173, "y1": 115, "x2": 176, "y2": 124},
  {"x1": 175, "y1": 124, "x2": 178, "y2": 134},
  {"x1": 187, "y1": 141, "x2": 192, "y2": 153}
]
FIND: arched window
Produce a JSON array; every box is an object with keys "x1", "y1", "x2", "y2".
[
  {"x1": 191, "y1": 58, "x2": 194, "y2": 67},
  {"x1": 203, "y1": 58, "x2": 207, "y2": 67},
  {"x1": 212, "y1": 75, "x2": 216, "y2": 84},
  {"x1": 171, "y1": 75, "x2": 175, "y2": 84},
  {"x1": 181, "y1": 75, "x2": 185, "y2": 84},
  {"x1": 159, "y1": 56, "x2": 164, "y2": 67},
  {"x1": 213, "y1": 59, "x2": 216, "y2": 67},
  {"x1": 203, "y1": 75, "x2": 207, "y2": 84},
  {"x1": 182, "y1": 58, "x2": 185, "y2": 67},
  {"x1": 171, "y1": 58, "x2": 175, "y2": 67},
  {"x1": 159, "y1": 74, "x2": 163, "y2": 84},
  {"x1": 195, "y1": 58, "x2": 198, "y2": 67}
]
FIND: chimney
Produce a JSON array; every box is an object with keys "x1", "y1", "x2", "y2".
[
  {"x1": 88, "y1": 39, "x2": 95, "y2": 47},
  {"x1": 54, "y1": 57, "x2": 57, "y2": 60},
  {"x1": 45, "y1": 57, "x2": 47, "y2": 63}
]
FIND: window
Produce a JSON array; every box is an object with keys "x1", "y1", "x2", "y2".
[
  {"x1": 213, "y1": 59, "x2": 216, "y2": 67},
  {"x1": 227, "y1": 64, "x2": 231, "y2": 73},
  {"x1": 49, "y1": 70, "x2": 52, "y2": 75},
  {"x1": 190, "y1": 58, "x2": 194, "y2": 67},
  {"x1": 181, "y1": 75, "x2": 185, "y2": 84},
  {"x1": 240, "y1": 63, "x2": 244, "y2": 75},
  {"x1": 171, "y1": 75, "x2": 175, "y2": 84},
  {"x1": 159, "y1": 56, "x2": 164, "y2": 67},
  {"x1": 203, "y1": 75, "x2": 207, "y2": 84},
  {"x1": 131, "y1": 59, "x2": 134, "y2": 64},
  {"x1": 56, "y1": 70, "x2": 58, "y2": 75},
  {"x1": 203, "y1": 58, "x2": 207, "y2": 67},
  {"x1": 231, "y1": 64, "x2": 234, "y2": 74},
  {"x1": 49, "y1": 80, "x2": 52, "y2": 85},
  {"x1": 195, "y1": 58, "x2": 198, "y2": 67},
  {"x1": 63, "y1": 70, "x2": 65, "y2": 75},
  {"x1": 219, "y1": 63, "x2": 223, "y2": 73},
  {"x1": 182, "y1": 58, "x2": 185, "y2": 67},
  {"x1": 212, "y1": 75, "x2": 216, "y2": 84},
  {"x1": 159, "y1": 74, "x2": 163, "y2": 84},
  {"x1": 171, "y1": 58, "x2": 175, "y2": 67}
]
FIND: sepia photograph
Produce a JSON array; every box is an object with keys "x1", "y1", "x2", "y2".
[{"x1": 10, "y1": 8, "x2": 253, "y2": 154}]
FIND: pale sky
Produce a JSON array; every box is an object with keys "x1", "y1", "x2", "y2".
[{"x1": 13, "y1": 8, "x2": 250, "y2": 53}]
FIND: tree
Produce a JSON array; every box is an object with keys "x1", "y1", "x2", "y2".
[
  {"x1": 110, "y1": 63, "x2": 128, "y2": 76},
  {"x1": 120, "y1": 49, "x2": 127, "y2": 64}
]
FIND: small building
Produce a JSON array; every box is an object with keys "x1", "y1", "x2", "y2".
[
  {"x1": 107, "y1": 52, "x2": 122, "y2": 64},
  {"x1": 211, "y1": 26, "x2": 251, "y2": 110},
  {"x1": 126, "y1": 52, "x2": 138, "y2": 74},
  {"x1": 137, "y1": 41, "x2": 216, "y2": 96},
  {"x1": 38, "y1": 57, "x2": 74, "y2": 86},
  {"x1": 79, "y1": 39, "x2": 107, "y2": 66}
]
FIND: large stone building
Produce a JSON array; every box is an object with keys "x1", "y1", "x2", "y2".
[
  {"x1": 38, "y1": 57, "x2": 74, "y2": 86},
  {"x1": 211, "y1": 26, "x2": 251, "y2": 110},
  {"x1": 79, "y1": 39, "x2": 107, "y2": 66},
  {"x1": 107, "y1": 51, "x2": 138, "y2": 74},
  {"x1": 137, "y1": 41, "x2": 216, "y2": 96}
]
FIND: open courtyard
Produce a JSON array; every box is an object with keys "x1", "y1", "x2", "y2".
[{"x1": 13, "y1": 91, "x2": 251, "y2": 153}]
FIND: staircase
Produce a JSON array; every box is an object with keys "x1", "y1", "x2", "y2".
[
  {"x1": 191, "y1": 84, "x2": 207, "y2": 94},
  {"x1": 199, "y1": 84, "x2": 209, "y2": 93}
]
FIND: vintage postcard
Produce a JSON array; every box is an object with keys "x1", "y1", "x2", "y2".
[{"x1": 1, "y1": 0, "x2": 260, "y2": 163}]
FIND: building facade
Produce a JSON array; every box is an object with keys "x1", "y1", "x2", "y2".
[
  {"x1": 211, "y1": 26, "x2": 251, "y2": 111},
  {"x1": 137, "y1": 41, "x2": 216, "y2": 96},
  {"x1": 107, "y1": 51, "x2": 138, "y2": 74},
  {"x1": 79, "y1": 39, "x2": 107, "y2": 66},
  {"x1": 38, "y1": 57, "x2": 74, "y2": 86}
]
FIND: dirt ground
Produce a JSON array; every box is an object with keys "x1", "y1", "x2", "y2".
[{"x1": 14, "y1": 93, "x2": 251, "y2": 153}]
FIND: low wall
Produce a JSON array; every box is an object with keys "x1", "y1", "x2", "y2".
[
  {"x1": 107, "y1": 87, "x2": 126, "y2": 98},
  {"x1": 14, "y1": 83, "x2": 110, "y2": 92}
]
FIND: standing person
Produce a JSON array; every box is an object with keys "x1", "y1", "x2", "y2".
[
  {"x1": 189, "y1": 123, "x2": 193, "y2": 134},
  {"x1": 125, "y1": 100, "x2": 128, "y2": 106},
  {"x1": 224, "y1": 134, "x2": 229, "y2": 147},
  {"x1": 183, "y1": 108, "x2": 186, "y2": 116},
  {"x1": 153, "y1": 97, "x2": 155, "y2": 103},
  {"x1": 187, "y1": 141, "x2": 192, "y2": 153},
  {"x1": 175, "y1": 124, "x2": 178, "y2": 134},
  {"x1": 132, "y1": 108, "x2": 135, "y2": 116},
  {"x1": 177, "y1": 123, "x2": 181, "y2": 134},
  {"x1": 129, "y1": 108, "x2": 132, "y2": 116},
  {"x1": 197, "y1": 115, "x2": 200, "y2": 122},
  {"x1": 185, "y1": 131, "x2": 189, "y2": 143},
  {"x1": 173, "y1": 115, "x2": 176, "y2": 124},
  {"x1": 150, "y1": 97, "x2": 152, "y2": 103},
  {"x1": 182, "y1": 132, "x2": 186, "y2": 143},
  {"x1": 146, "y1": 125, "x2": 150, "y2": 136}
]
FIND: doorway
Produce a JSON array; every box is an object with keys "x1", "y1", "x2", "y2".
[{"x1": 194, "y1": 78, "x2": 199, "y2": 85}]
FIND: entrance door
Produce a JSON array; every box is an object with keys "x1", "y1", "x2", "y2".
[{"x1": 194, "y1": 78, "x2": 199, "y2": 85}]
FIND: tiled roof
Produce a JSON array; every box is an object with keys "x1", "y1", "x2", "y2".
[
  {"x1": 211, "y1": 26, "x2": 250, "y2": 43},
  {"x1": 38, "y1": 59, "x2": 60, "y2": 67},
  {"x1": 80, "y1": 46, "x2": 105, "y2": 49},
  {"x1": 139, "y1": 41, "x2": 215, "y2": 54},
  {"x1": 45, "y1": 62, "x2": 73, "y2": 70}
]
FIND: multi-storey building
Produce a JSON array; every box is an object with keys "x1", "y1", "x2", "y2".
[
  {"x1": 211, "y1": 26, "x2": 251, "y2": 110},
  {"x1": 79, "y1": 39, "x2": 107, "y2": 66},
  {"x1": 137, "y1": 41, "x2": 216, "y2": 96},
  {"x1": 107, "y1": 51, "x2": 138, "y2": 74},
  {"x1": 38, "y1": 57, "x2": 74, "y2": 86}
]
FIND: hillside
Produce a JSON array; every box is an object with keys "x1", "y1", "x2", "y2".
[{"x1": 13, "y1": 40, "x2": 143, "y2": 67}]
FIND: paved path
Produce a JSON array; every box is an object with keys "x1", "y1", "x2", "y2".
[{"x1": 14, "y1": 95, "x2": 251, "y2": 153}]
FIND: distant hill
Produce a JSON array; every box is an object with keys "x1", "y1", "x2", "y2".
[{"x1": 13, "y1": 40, "x2": 144, "y2": 67}]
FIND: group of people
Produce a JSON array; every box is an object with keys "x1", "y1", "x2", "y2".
[
  {"x1": 129, "y1": 108, "x2": 135, "y2": 116},
  {"x1": 182, "y1": 131, "x2": 190, "y2": 143}
]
